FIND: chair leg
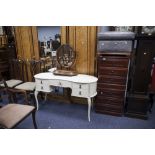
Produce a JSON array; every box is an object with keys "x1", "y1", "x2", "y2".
[
  {"x1": 13, "y1": 93, "x2": 17, "y2": 103},
  {"x1": 40, "y1": 92, "x2": 44, "y2": 100},
  {"x1": 30, "y1": 93, "x2": 37, "y2": 108},
  {"x1": 32, "y1": 110, "x2": 38, "y2": 129},
  {"x1": 149, "y1": 93, "x2": 154, "y2": 113},
  {"x1": 0, "y1": 93, "x2": 2, "y2": 102}
]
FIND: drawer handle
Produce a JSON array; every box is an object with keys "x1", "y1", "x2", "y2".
[
  {"x1": 41, "y1": 80, "x2": 42, "y2": 84},
  {"x1": 102, "y1": 57, "x2": 106, "y2": 61},
  {"x1": 79, "y1": 85, "x2": 82, "y2": 89},
  {"x1": 59, "y1": 82, "x2": 61, "y2": 86},
  {"x1": 79, "y1": 91, "x2": 81, "y2": 95},
  {"x1": 41, "y1": 86, "x2": 43, "y2": 90}
]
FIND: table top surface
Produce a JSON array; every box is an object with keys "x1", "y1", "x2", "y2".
[{"x1": 34, "y1": 72, "x2": 98, "y2": 84}]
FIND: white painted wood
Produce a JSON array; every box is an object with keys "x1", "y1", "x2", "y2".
[
  {"x1": 34, "y1": 72, "x2": 98, "y2": 121},
  {"x1": 87, "y1": 97, "x2": 91, "y2": 122},
  {"x1": 34, "y1": 72, "x2": 98, "y2": 83},
  {"x1": 34, "y1": 90, "x2": 39, "y2": 110}
]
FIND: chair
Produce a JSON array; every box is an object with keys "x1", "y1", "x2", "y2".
[
  {"x1": 0, "y1": 103, "x2": 37, "y2": 129},
  {"x1": 10, "y1": 59, "x2": 44, "y2": 106},
  {"x1": 0, "y1": 59, "x2": 25, "y2": 88},
  {"x1": 0, "y1": 79, "x2": 38, "y2": 129},
  {"x1": 0, "y1": 59, "x2": 26, "y2": 103}
]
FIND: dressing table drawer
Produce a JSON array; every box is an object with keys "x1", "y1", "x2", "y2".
[
  {"x1": 71, "y1": 89, "x2": 89, "y2": 97},
  {"x1": 35, "y1": 79, "x2": 51, "y2": 92},
  {"x1": 72, "y1": 83, "x2": 89, "y2": 90},
  {"x1": 36, "y1": 84, "x2": 51, "y2": 92},
  {"x1": 48, "y1": 80, "x2": 71, "y2": 88},
  {"x1": 36, "y1": 79, "x2": 49, "y2": 85}
]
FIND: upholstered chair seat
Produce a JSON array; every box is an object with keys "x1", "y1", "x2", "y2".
[
  {"x1": 0, "y1": 79, "x2": 23, "y2": 88},
  {"x1": 15, "y1": 82, "x2": 36, "y2": 91},
  {"x1": 0, "y1": 103, "x2": 37, "y2": 129}
]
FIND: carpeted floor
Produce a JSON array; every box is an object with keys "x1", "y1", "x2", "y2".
[{"x1": 1, "y1": 94, "x2": 155, "y2": 129}]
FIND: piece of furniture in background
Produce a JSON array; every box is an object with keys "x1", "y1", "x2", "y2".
[
  {"x1": 10, "y1": 59, "x2": 45, "y2": 105},
  {"x1": 0, "y1": 27, "x2": 17, "y2": 80},
  {"x1": 0, "y1": 59, "x2": 28, "y2": 103},
  {"x1": 0, "y1": 80, "x2": 37, "y2": 129},
  {"x1": 148, "y1": 58, "x2": 155, "y2": 112},
  {"x1": 0, "y1": 78, "x2": 37, "y2": 129},
  {"x1": 131, "y1": 39, "x2": 155, "y2": 93},
  {"x1": 125, "y1": 28, "x2": 155, "y2": 119},
  {"x1": 126, "y1": 93, "x2": 149, "y2": 119},
  {"x1": 95, "y1": 32, "x2": 135, "y2": 116},
  {"x1": 34, "y1": 72, "x2": 98, "y2": 121},
  {"x1": 0, "y1": 59, "x2": 25, "y2": 103},
  {"x1": 0, "y1": 47, "x2": 16, "y2": 78},
  {"x1": 96, "y1": 53, "x2": 130, "y2": 116}
]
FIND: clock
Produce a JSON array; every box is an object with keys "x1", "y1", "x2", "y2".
[
  {"x1": 141, "y1": 26, "x2": 155, "y2": 36},
  {"x1": 136, "y1": 26, "x2": 155, "y2": 37}
]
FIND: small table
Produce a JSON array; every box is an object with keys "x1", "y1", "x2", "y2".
[{"x1": 34, "y1": 72, "x2": 98, "y2": 121}]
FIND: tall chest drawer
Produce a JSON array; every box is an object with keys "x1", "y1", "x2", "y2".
[
  {"x1": 96, "y1": 53, "x2": 130, "y2": 116},
  {"x1": 97, "y1": 83, "x2": 126, "y2": 90},
  {"x1": 98, "y1": 55, "x2": 129, "y2": 68},
  {"x1": 98, "y1": 67, "x2": 128, "y2": 77},
  {"x1": 97, "y1": 88, "x2": 125, "y2": 98},
  {"x1": 98, "y1": 75, "x2": 127, "y2": 85}
]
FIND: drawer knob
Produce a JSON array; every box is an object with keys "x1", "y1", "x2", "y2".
[
  {"x1": 100, "y1": 92, "x2": 103, "y2": 95},
  {"x1": 111, "y1": 70, "x2": 114, "y2": 73},
  {"x1": 102, "y1": 57, "x2": 106, "y2": 61},
  {"x1": 114, "y1": 42, "x2": 118, "y2": 45}
]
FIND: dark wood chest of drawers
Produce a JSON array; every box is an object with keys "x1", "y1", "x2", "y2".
[{"x1": 95, "y1": 52, "x2": 130, "y2": 116}]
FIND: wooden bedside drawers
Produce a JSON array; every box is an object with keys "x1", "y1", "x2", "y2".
[{"x1": 95, "y1": 53, "x2": 130, "y2": 116}]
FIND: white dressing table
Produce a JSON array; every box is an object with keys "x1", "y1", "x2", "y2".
[{"x1": 34, "y1": 72, "x2": 98, "y2": 121}]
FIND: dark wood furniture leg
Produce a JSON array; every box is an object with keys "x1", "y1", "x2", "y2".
[
  {"x1": 0, "y1": 93, "x2": 2, "y2": 102},
  {"x1": 149, "y1": 93, "x2": 154, "y2": 113},
  {"x1": 32, "y1": 110, "x2": 38, "y2": 129}
]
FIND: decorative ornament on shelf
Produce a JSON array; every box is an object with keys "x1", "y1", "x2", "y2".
[
  {"x1": 53, "y1": 44, "x2": 77, "y2": 76},
  {"x1": 115, "y1": 26, "x2": 134, "y2": 32}
]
